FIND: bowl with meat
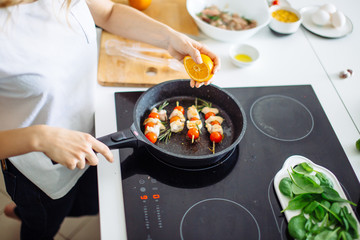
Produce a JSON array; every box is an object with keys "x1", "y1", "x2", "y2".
[{"x1": 186, "y1": 0, "x2": 271, "y2": 42}]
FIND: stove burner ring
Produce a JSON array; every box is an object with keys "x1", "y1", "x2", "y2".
[
  {"x1": 146, "y1": 146, "x2": 236, "y2": 172},
  {"x1": 180, "y1": 198, "x2": 261, "y2": 240},
  {"x1": 250, "y1": 95, "x2": 314, "y2": 142}
]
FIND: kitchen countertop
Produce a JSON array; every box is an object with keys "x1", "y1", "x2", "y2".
[{"x1": 95, "y1": 0, "x2": 360, "y2": 239}]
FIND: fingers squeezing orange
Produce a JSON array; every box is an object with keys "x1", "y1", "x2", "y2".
[{"x1": 184, "y1": 54, "x2": 214, "y2": 83}]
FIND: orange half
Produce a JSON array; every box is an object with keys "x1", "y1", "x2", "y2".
[
  {"x1": 184, "y1": 54, "x2": 214, "y2": 82},
  {"x1": 128, "y1": 0, "x2": 152, "y2": 11}
]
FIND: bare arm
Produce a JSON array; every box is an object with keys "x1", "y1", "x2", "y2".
[
  {"x1": 0, "y1": 125, "x2": 113, "y2": 170},
  {"x1": 86, "y1": 0, "x2": 221, "y2": 87}
]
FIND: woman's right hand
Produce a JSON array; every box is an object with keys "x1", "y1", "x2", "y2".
[{"x1": 34, "y1": 125, "x2": 114, "y2": 170}]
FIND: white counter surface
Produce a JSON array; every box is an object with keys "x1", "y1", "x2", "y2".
[{"x1": 95, "y1": 0, "x2": 360, "y2": 238}]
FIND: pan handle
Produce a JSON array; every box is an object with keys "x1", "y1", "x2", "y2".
[{"x1": 97, "y1": 125, "x2": 139, "y2": 149}]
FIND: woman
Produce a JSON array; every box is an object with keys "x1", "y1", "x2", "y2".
[{"x1": 0, "y1": 0, "x2": 220, "y2": 239}]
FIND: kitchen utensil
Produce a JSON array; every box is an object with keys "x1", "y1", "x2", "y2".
[{"x1": 97, "y1": 79, "x2": 247, "y2": 169}]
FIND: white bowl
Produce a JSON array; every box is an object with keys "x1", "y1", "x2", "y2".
[
  {"x1": 229, "y1": 44, "x2": 259, "y2": 67},
  {"x1": 186, "y1": 0, "x2": 271, "y2": 42},
  {"x1": 269, "y1": 5, "x2": 302, "y2": 34}
]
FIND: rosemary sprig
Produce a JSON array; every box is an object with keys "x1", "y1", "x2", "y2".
[
  {"x1": 196, "y1": 122, "x2": 202, "y2": 134},
  {"x1": 158, "y1": 129, "x2": 172, "y2": 144},
  {"x1": 158, "y1": 101, "x2": 169, "y2": 111},
  {"x1": 196, "y1": 98, "x2": 212, "y2": 111}
]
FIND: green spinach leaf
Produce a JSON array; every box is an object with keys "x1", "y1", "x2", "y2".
[
  {"x1": 293, "y1": 162, "x2": 314, "y2": 174},
  {"x1": 288, "y1": 214, "x2": 307, "y2": 240},
  {"x1": 343, "y1": 206, "x2": 359, "y2": 239},
  {"x1": 321, "y1": 187, "x2": 356, "y2": 206},
  {"x1": 304, "y1": 201, "x2": 320, "y2": 214},
  {"x1": 282, "y1": 194, "x2": 314, "y2": 212},
  {"x1": 313, "y1": 228, "x2": 339, "y2": 240},
  {"x1": 279, "y1": 177, "x2": 293, "y2": 198},
  {"x1": 338, "y1": 230, "x2": 353, "y2": 240},
  {"x1": 315, "y1": 172, "x2": 333, "y2": 188},
  {"x1": 290, "y1": 171, "x2": 323, "y2": 194}
]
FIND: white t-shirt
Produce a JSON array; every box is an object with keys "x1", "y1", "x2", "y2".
[{"x1": 0, "y1": 0, "x2": 98, "y2": 199}]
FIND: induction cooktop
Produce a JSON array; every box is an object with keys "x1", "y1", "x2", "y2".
[{"x1": 114, "y1": 85, "x2": 360, "y2": 240}]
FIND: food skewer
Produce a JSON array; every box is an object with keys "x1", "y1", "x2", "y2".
[
  {"x1": 186, "y1": 105, "x2": 202, "y2": 143},
  {"x1": 159, "y1": 101, "x2": 185, "y2": 143},
  {"x1": 198, "y1": 99, "x2": 224, "y2": 153},
  {"x1": 143, "y1": 101, "x2": 168, "y2": 143},
  {"x1": 169, "y1": 101, "x2": 185, "y2": 133},
  {"x1": 143, "y1": 113, "x2": 166, "y2": 144}
]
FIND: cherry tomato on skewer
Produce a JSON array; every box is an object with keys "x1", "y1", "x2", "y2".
[
  {"x1": 174, "y1": 106, "x2": 185, "y2": 115},
  {"x1": 210, "y1": 131, "x2": 222, "y2": 143},
  {"x1": 210, "y1": 120, "x2": 220, "y2": 125},
  {"x1": 148, "y1": 112, "x2": 160, "y2": 119},
  {"x1": 205, "y1": 112, "x2": 216, "y2": 120},
  {"x1": 145, "y1": 132, "x2": 157, "y2": 143},
  {"x1": 187, "y1": 128, "x2": 200, "y2": 140}
]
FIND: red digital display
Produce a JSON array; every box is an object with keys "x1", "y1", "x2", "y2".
[
  {"x1": 140, "y1": 195, "x2": 148, "y2": 200},
  {"x1": 153, "y1": 194, "x2": 160, "y2": 199}
]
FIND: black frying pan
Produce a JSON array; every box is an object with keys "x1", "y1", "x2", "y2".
[{"x1": 97, "y1": 79, "x2": 246, "y2": 169}]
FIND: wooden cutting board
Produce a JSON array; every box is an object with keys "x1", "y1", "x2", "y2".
[{"x1": 97, "y1": 0, "x2": 199, "y2": 87}]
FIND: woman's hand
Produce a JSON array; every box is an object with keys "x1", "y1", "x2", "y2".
[
  {"x1": 34, "y1": 125, "x2": 114, "y2": 170},
  {"x1": 0, "y1": 125, "x2": 114, "y2": 170},
  {"x1": 166, "y1": 30, "x2": 221, "y2": 88}
]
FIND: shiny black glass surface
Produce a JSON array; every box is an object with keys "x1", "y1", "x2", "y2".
[{"x1": 115, "y1": 85, "x2": 360, "y2": 240}]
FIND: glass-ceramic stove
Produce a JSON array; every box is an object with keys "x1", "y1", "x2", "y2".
[{"x1": 114, "y1": 85, "x2": 360, "y2": 240}]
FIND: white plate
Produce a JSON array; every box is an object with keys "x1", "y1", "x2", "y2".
[
  {"x1": 300, "y1": 6, "x2": 353, "y2": 38},
  {"x1": 274, "y1": 155, "x2": 360, "y2": 231}
]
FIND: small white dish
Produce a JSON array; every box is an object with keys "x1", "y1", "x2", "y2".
[
  {"x1": 300, "y1": 6, "x2": 353, "y2": 38},
  {"x1": 229, "y1": 44, "x2": 259, "y2": 68},
  {"x1": 269, "y1": 5, "x2": 303, "y2": 35}
]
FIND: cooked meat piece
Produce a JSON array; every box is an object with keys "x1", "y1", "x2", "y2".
[
  {"x1": 145, "y1": 124, "x2": 162, "y2": 136},
  {"x1": 187, "y1": 105, "x2": 200, "y2": 120},
  {"x1": 205, "y1": 116, "x2": 224, "y2": 125},
  {"x1": 186, "y1": 119, "x2": 203, "y2": 130},
  {"x1": 143, "y1": 117, "x2": 162, "y2": 126},
  {"x1": 170, "y1": 119, "x2": 185, "y2": 133},
  {"x1": 151, "y1": 108, "x2": 167, "y2": 121},
  {"x1": 205, "y1": 123, "x2": 223, "y2": 135},
  {"x1": 201, "y1": 107, "x2": 219, "y2": 115},
  {"x1": 169, "y1": 109, "x2": 185, "y2": 122}
]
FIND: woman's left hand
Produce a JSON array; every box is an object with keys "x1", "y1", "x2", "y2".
[{"x1": 166, "y1": 30, "x2": 221, "y2": 88}]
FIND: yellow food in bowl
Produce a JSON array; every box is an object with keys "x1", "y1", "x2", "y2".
[
  {"x1": 272, "y1": 9, "x2": 299, "y2": 23},
  {"x1": 235, "y1": 54, "x2": 252, "y2": 62}
]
